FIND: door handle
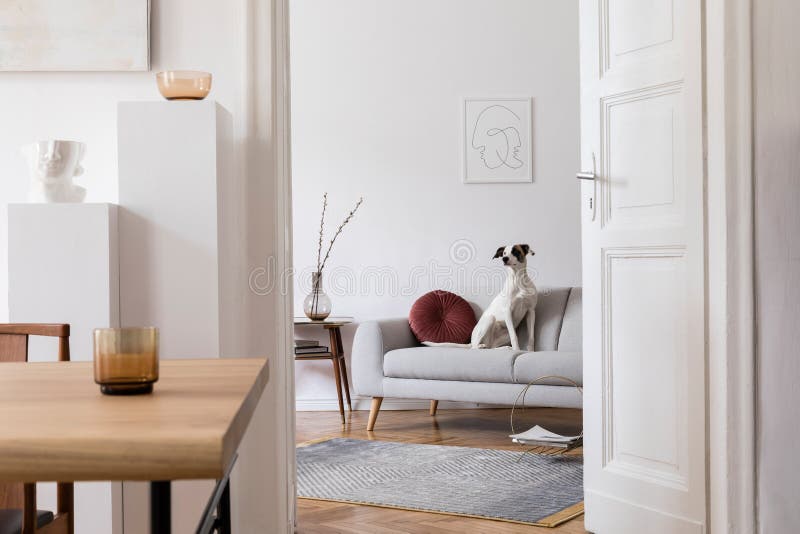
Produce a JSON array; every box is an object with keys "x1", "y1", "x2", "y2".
[{"x1": 580, "y1": 153, "x2": 598, "y2": 221}]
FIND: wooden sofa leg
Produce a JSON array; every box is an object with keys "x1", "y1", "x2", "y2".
[
  {"x1": 367, "y1": 397, "x2": 383, "y2": 431},
  {"x1": 429, "y1": 400, "x2": 438, "y2": 416}
]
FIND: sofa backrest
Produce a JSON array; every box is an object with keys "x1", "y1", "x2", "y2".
[
  {"x1": 511, "y1": 286, "x2": 582, "y2": 352},
  {"x1": 558, "y1": 287, "x2": 582, "y2": 352},
  {"x1": 530, "y1": 287, "x2": 572, "y2": 351}
]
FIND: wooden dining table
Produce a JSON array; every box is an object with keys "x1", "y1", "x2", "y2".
[{"x1": 0, "y1": 357, "x2": 269, "y2": 534}]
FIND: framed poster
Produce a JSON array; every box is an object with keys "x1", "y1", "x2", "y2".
[
  {"x1": 462, "y1": 97, "x2": 533, "y2": 184},
  {"x1": 0, "y1": 0, "x2": 150, "y2": 71}
]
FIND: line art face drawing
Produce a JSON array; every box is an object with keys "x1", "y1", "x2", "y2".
[
  {"x1": 463, "y1": 98, "x2": 532, "y2": 183},
  {"x1": 471, "y1": 105, "x2": 524, "y2": 170}
]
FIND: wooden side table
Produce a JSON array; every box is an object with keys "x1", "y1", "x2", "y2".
[{"x1": 294, "y1": 317, "x2": 353, "y2": 424}]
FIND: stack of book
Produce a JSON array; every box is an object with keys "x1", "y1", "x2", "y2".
[
  {"x1": 294, "y1": 339, "x2": 329, "y2": 355},
  {"x1": 509, "y1": 425, "x2": 582, "y2": 449}
]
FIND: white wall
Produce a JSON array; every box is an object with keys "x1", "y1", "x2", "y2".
[
  {"x1": 0, "y1": 1, "x2": 289, "y2": 532},
  {"x1": 290, "y1": 0, "x2": 581, "y2": 406},
  {"x1": 754, "y1": 0, "x2": 800, "y2": 531}
]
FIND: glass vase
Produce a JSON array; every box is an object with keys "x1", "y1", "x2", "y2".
[{"x1": 303, "y1": 271, "x2": 331, "y2": 320}]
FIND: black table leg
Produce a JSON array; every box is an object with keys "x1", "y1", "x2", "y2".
[
  {"x1": 217, "y1": 481, "x2": 231, "y2": 534},
  {"x1": 196, "y1": 454, "x2": 237, "y2": 534},
  {"x1": 151, "y1": 481, "x2": 171, "y2": 534}
]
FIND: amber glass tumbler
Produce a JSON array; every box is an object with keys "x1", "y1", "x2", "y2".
[{"x1": 93, "y1": 327, "x2": 159, "y2": 395}]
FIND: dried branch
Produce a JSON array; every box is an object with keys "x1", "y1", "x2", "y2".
[
  {"x1": 319, "y1": 197, "x2": 364, "y2": 272},
  {"x1": 315, "y1": 192, "x2": 328, "y2": 272}
]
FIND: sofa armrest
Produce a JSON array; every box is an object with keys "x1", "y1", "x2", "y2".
[{"x1": 351, "y1": 318, "x2": 418, "y2": 398}]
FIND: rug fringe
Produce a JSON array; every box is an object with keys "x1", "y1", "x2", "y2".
[
  {"x1": 298, "y1": 495, "x2": 583, "y2": 528},
  {"x1": 296, "y1": 436, "x2": 336, "y2": 448},
  {"x1": 535, "y1": 502, "x2": 586, "y2": 527}
]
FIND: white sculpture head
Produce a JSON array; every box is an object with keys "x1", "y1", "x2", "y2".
[{"x1": 21, "y1": 140, "x2": 87, "y2": 203}]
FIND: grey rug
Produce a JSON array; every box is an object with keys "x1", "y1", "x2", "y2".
[{"x1": 296, "y1": 438, "x2": 583, "y2": 527}]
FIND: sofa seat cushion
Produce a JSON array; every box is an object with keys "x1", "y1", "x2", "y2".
[
  {"x1": 512, "y1": 351, "x2": 582, "y2": 386},
  {"x1": 383, "y1": 347, "x2": 524, "y2": 383}
]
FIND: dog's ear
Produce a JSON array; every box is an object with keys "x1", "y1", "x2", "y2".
[
  {"x1": 493, "y1": 246, "x2": 505, "y2": 259},
  {"x1": 520, "y1": 244, "x2": 535, "y2": 256}
]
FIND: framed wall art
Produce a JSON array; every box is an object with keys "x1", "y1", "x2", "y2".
[
  {"x1": 0, "y1": 0, "x2": 150, "y2": 71},
  {"x1": 462, "y1": 97, "x2": 533, "y2": 184}
]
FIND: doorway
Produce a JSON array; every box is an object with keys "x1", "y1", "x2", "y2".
[
  {"x1": 276, "y1": 2, "x2": 752, "y2": 534},
  {"x1": 287, "y1": 1, "x2": 584, "y2": 532}
]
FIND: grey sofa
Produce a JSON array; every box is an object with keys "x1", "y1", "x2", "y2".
[{"x1": 352, "y1": 287, "x2": 582, "y2": 430}]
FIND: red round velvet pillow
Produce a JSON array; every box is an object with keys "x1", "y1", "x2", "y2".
[{"x1": 409, "y1": 290, "x2": 477, "y2": 344}]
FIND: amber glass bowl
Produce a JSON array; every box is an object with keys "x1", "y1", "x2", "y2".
[
  {"x1": 94, "y1": 327, "x2": 159, "y2": 395},
  {"x1": 156, "y1": 70, "x2": 212, "y2": 101}
]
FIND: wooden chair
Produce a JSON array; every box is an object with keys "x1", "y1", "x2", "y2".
[{"x1": 0, "y1": 325, "x2": 74, "y2": 534}]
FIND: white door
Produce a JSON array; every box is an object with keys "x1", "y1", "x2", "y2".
[{"x1": 579, "y1": 1, "x2": 706, "y2": 532}]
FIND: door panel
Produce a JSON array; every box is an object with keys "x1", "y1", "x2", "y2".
[
  {"x1": 601, "y1": 83, "x2": 685, "y2": 227},
  {"x1": 610, "y1": 0, "x2": 673, "y2": 55},
  {"x1": 604, "y1": 249, "x2": 688, "y2": 489},
  {"x1": 580, "y1": 0, "x2": 706, "y2": 532},
  {"x1": 600, "y1": 0, "x2": 682, "y2": 77}
]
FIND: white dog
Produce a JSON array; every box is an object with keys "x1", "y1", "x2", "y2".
[{"x1": 425, "y1": 244, "x2": 538, "y2": 350}]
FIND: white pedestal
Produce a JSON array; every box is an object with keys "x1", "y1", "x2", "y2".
[
  {"x1": 118, "y1": 101, "x2": 247, "y2": 358},
  {"x1": 118, "y1": 101, "x2": 271, "y2": 533},
  {"x1": 8, "y1": 202, "x2": 121, "y2": 534}
]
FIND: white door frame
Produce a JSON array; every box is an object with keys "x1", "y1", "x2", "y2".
[
  {"x1": 272, "y1": 0, "x2": 297, "y2": 531},
  {"x1": 270, "y1": 0, "x2": 758, "y2": 532},
  {"x1": 705, "y1": 0, "x2": 757, "y2": 532}
]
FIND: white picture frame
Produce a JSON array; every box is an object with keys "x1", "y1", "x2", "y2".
[
  {"x1": 0, "y1": 0, "x2": 150, "y2": 72},
  {"x1": 462, "y1": 97, "x2": 533, "y2": 184}
]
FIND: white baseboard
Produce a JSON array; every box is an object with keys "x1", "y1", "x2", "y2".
[{"x1": 295, "y1": 397, "x2": 482, "y2": 411}]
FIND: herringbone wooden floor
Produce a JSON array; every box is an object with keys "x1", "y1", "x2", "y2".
[{"x1": 296, "y1": 407, "x2": 586, "y2": 534}]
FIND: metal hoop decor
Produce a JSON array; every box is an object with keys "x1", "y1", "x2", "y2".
[{"x1": 510, "y1": 375, "x2": 583, "y2": 455}]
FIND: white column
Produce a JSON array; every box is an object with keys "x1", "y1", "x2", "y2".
[
  {"x1": 118, "y1": 100, "x2": 272, "y2": 533},
  {"x1": 8, "y1": 202, "x2": 121, "y2": 534}
]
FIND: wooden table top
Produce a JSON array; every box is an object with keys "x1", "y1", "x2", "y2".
[
  {"x1": 293, "y1": 316, "x2": 353, "y2": 326},
  {"x1": 0, "y1": 358, "x2": 268, "y2": 483}
]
